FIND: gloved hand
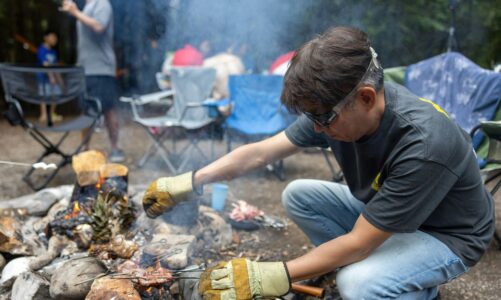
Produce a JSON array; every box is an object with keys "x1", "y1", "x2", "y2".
[
  {"x1": 142, "y1": 171, "x2": 197, "y2": 218},
  {"x1": 198, "y1": 258, "x2": 290, "y2": 300}
]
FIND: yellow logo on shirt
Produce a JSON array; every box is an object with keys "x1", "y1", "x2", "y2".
[
  {"x1": 371, "y1": 172, "x2": 382, "y2": 191},
  {"x1": 418, "y1": 98, "x2": 449, "y2": 118}
]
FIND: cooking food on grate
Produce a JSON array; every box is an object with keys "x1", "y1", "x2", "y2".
[{"x1": 116, "y1": 260, "x2": 174, "y2": 287}]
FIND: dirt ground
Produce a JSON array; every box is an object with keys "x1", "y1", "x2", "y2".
[{"x1": 0, "y1": 113, "x2": 500, "y2": 299}]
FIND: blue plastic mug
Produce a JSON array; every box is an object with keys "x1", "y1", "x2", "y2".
[{"x1": 211, "y1": 183, "x2": 228, "y2": 211}]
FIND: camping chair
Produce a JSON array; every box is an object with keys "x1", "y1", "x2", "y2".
[
  {"x1": 404, "y1": 52, "x2": 501, "y2": 249},
  {"x1": 0, "y1": 64, "x2": 101, "y2": 190},
  {"x1": 470, "y1": 122, "x2": 501, "y2": 248},
  {"x1": 121, "y1": 67, "x2": 216, "y2": 174},
  {"x1": 225, "y1": 75, "x2": 296, "y2": 180}
]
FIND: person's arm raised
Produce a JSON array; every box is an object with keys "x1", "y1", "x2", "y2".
[
  {"x1": 61, "y1": 0, "x2": 106, "y2": 34},
  {"x1": 195, "y1": 131, "x2": 299, "y2": 186}
]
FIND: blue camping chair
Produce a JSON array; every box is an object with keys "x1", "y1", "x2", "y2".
[
  {"x1": 404, "y1": 52, "x2": 501, "y2": 248},
  {"x1": 225, "y1": 75, "x2": 296, "y2": 180}
]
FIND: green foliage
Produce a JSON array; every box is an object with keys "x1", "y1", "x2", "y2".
[
  {"x1": 0, "y1": 0, "x2": 499, "y2": 70},
  {"x1": 286, "y1": 0, "x2": 500, "y2": 68}
]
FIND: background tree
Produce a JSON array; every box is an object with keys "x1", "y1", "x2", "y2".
[{"x1": 0, "y1": 0, "x2": 499, "y2": 96}]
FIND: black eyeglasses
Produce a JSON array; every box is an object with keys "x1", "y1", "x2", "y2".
[
  {"x1": 303, "y1": 47, "x2": 381, "y2": 128},
  {"x1": 303, "y1": 105, "x2": 343, "y2": 127}
]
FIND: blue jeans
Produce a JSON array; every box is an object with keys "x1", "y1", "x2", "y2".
[{"x1": 282, "y1": 179, "x2": 469, "y2": 300}]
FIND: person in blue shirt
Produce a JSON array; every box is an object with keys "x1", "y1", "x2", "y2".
[{"x1": 37, "y1": 30, "x2": 63, "y2": 123}]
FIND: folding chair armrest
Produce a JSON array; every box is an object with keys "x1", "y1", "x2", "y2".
[
  {"x1": 120, "y1": 90, "x2": 175, "y2": 106},
  {"x1": 179, "y1": 101, "x2": 213, "y2": 122},
  {"x1": 3, "y1": 99, "x2": 25, "y2": 127},
  {"x1": 84, "y1": 96, "x2": 103, "y2": 116},
  {"x1": 476, "y1": 121, "x2": 501, "y2": 141},
  {"x1": 470, "y1": 124, "x2": 482, "y2": 139}
]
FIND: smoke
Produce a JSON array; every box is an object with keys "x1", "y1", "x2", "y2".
[
  {"x1": 166, "y1": 0, "x2": 312, "y2": 70},
  {"x1": 111, "y1": 0, "x2": 316, "y2": 94}
]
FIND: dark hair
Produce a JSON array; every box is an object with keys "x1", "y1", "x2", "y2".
[
  {"x1": 281, "y1": 26, "x2": 384, "y2": 113},
  {"x1": 43, "y1": 29, "x2": 58, "y2": 37}
]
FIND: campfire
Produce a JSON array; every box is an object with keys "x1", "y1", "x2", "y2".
[{"x1": 0, "y1": 150, "x2": 234, "y2": 300}]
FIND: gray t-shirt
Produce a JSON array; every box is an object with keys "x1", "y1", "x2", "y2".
[
  {"x1": 77, "y1": 0, "x2": 116, "y2": 76},
  {"x1": 285, "y1": 82, "x2": 494, "y2": 267}
]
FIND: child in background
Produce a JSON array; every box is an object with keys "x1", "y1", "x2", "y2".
[{"x1": 37, "y1": 30, "x2": 63, "y2": 123}]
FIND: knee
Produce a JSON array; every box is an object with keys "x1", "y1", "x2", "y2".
[
  {"x1": 281, "y1": 179, "x2": 309, "y2": 215},
  {"x1": 336, "y1": 266, "x2": 379, "y2": 300}
]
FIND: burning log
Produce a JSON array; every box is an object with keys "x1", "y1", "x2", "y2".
[
  {"x1": 71, "y1": 150, "x2": 106, "y2": 203},
  {"x1": 48, "y1": 201, "x2": 93, "y2": 239},
  {"x1": 49, "y1": 158, "x2": 135, "y2": 246},
  {"x1": 72, "y1": 150, "x2": 106, "y2": 186}
]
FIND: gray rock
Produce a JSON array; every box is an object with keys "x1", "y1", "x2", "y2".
[
  {"x1": 199, "y1": 209, "x2": 233, "y2": 248},
  {"x1": 0, "y1": 185, "x2": 72, "y2": 216},
  {"x1": 40, "y1": 252, "x2": 87, "y2": 277},
  {"x1": 11, "y1": 271, "x2": 50, "y2": 300},
  {"x1": 143, "y1": 234, "x2": 195, "y2": 269},
  {"x1": 0, "y1": 256, "x2": 33, "y2": 285},
  {"x1": 50, "y1": 257, "x2": 106, "y2": 300}
]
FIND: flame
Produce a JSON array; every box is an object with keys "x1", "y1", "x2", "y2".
[
  {"x1": 74, "y1": 201, "x2": 81, "y2": 212},
  {"x1": 96, "y1": 177, "x2": 105, "y2": 190},
  {"x1": 64, "y1": 201, "x2": 82, "y2": 220}
]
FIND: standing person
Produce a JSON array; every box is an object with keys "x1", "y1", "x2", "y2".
[
  {"x1": 37, "y1": 30, "x2": 63, "y2": 123},
  {"x1": 61, "y1": 0, "x2": 125, "y2": 163},
  {"x1": 142, "y1": 27, "x2": 494, "y2": 299}
]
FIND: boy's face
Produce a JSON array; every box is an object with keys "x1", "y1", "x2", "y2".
[{"x1": 45, "y1": 33, "x2": 58, "y2": 47}]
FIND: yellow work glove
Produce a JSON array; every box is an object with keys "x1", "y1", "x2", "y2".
[
  {"x1": 142, "y1": 171, "x2": 198, "y2": 218},
  {"x1": 198, "y1": 258, "x2": 291, "y2": 300}
]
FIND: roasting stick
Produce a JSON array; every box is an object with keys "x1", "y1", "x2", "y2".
[{"x1": 0, "y1": 160, "x2": 57, "y2": 170}]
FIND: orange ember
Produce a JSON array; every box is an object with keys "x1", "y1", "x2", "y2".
[
  {"x1": 64, "y1": 201, "x2": 81, "y2": 220},
  {"x1": 95, "y1": 177, "x2": 105, "y2": 190}
]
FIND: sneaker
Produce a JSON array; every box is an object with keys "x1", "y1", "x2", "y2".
[
  {"x1": 108, "y1": 149, "x2": 125, "y2": 163},
  {"x1": 51, "y1": 113, "x2": 63, "y2": 122}
]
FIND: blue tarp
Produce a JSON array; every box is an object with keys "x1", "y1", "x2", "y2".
[{"x1": 405, "y1": 52, "x2": 501, "y2": 148}]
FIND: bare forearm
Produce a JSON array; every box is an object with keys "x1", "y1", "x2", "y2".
[
  {"x1": 286, "y1": 234, "x2": 371, "y2": 281},
  {"x1": 194, "y1": 143, "x2": 269, "y2": 185},
  {"x1": 194, "y1": 132, "x2": 298, "y2": 187},
  {"x1": 73, "y1": 10, "x2": 105, "y2": 33},
  {"x1": 286, "y1": 215, "x2": 391, "y2": 281}
]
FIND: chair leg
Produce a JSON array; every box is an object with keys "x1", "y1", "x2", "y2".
[
  {"x1": 275, "y1": 160, "x2": 285, "y2": 181},
  {"x1": 488, "y1": 178, "x2": 501, "y2": 251},
  {"x1": 23, "y1": 130, "x2": 74, "y2": 191},
  {"x1": 138, "y1": 126, "x2": 178, "y2": 173},
  {"x1": 321, "y1": 148, "x2": 344, "y2": 182}
]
